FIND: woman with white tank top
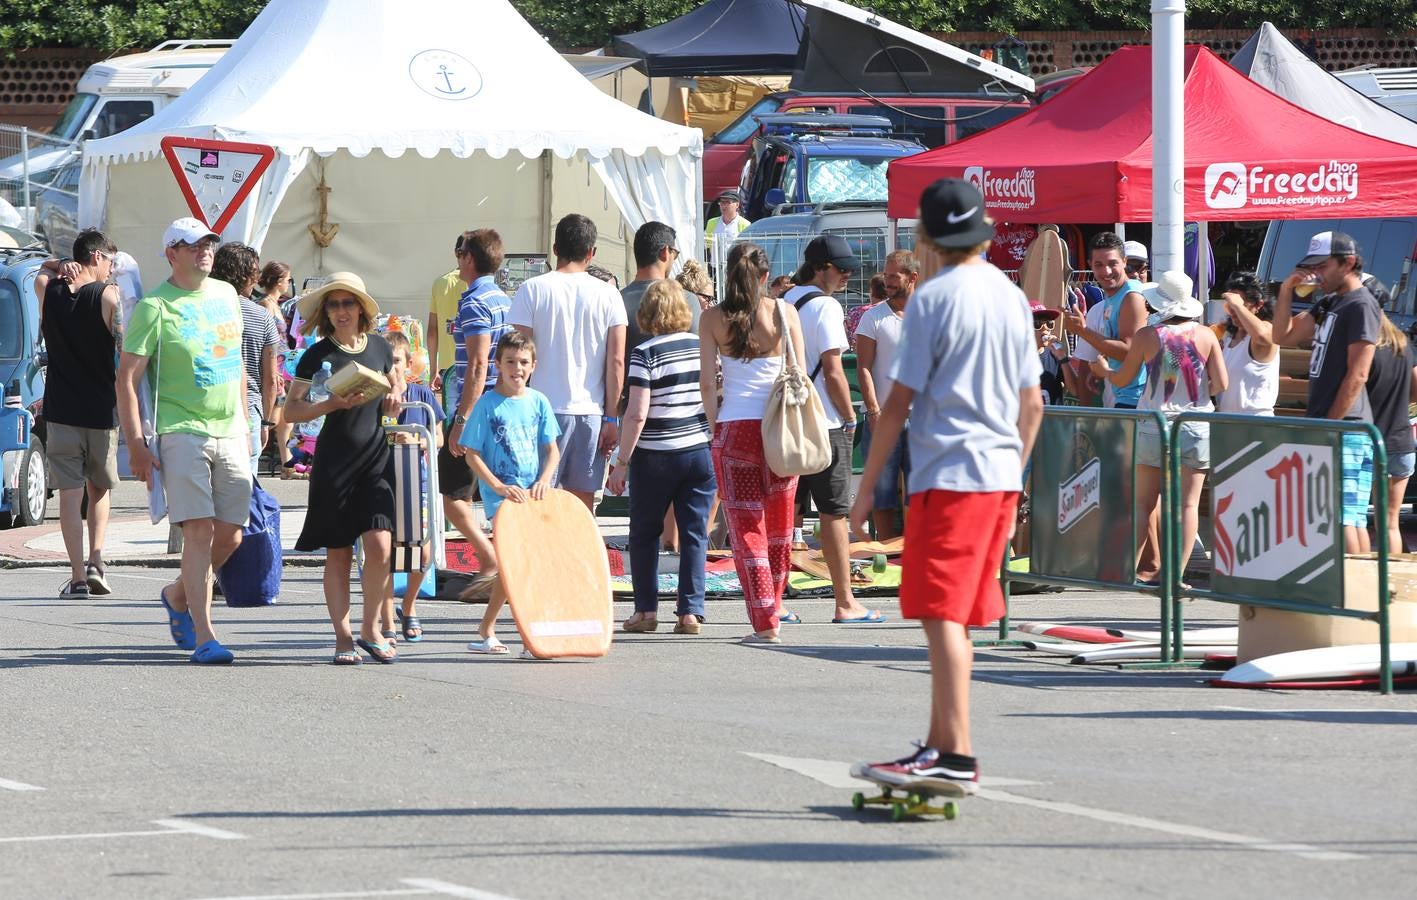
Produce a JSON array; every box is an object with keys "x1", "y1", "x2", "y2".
[
  {"x1": 699, "y1": 242, "x2": 810, "y2": 643},
  {"x1": 1216, "y1": 272, "x2": 1279, "y2": 416}
]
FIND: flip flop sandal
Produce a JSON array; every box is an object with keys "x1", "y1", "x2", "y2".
[
  {"x1": 396, "y1": 609, "x2": 423, "y2": 642},
  {"x1": 160, "y1": 588, "x2": 197, "y2": 651},
  {"x1": 779, "y1": 611, "x2": 803, "y2": 624},
  {"x1": 332, "y1": 649, "x2": 363, "y2": 665},
  {"x1": 382, "y1": 629, "x2": 399, "y2": 647},
  {"x1": 467, "y1": 636, "x2": 509, "y2": 655},
  {"x1": 831, "y1": 610, "x2": 887, "y2": 624},
  {"x1": 190, "y1": 639, "x2": 235, "y2": 664},
  {"x1": 355, "y1": 637, "x2": 397, "y2": 663},
  {"x1": 86, "y1": 563, "x2": 112, "y2": 596}
]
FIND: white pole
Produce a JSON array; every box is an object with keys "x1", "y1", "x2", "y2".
[
  {"x1": 20, "y1": 127, "x2": 32, "y2": 233},
  {"x1": 1152, "y1": 0, "x2": 1186, "y2": 276}
]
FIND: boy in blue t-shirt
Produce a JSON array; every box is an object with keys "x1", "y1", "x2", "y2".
[
  {"x1": 458, "y1": 331, "x2": 560, "y2": 654},
  {"x1": 383, "y1": 333, "x2": 443, "y2": 644}
]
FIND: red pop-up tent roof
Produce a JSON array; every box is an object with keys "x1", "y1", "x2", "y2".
[{"x1": 887, "y1": 45, "x2": 1417, "y2": 223}]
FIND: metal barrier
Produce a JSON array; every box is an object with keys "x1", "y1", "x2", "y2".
[
  {"x1": 1166, "y1": 413, "x2": 1393, "y2": 692},
  {"x1": 0, "y1": 124, "x2": 80, "y2": 227},
  {"x1": 1005, "y1": 406, "x2": 1175, "y2": 651}
]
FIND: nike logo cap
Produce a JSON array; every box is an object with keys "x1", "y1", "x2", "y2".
[{"x1": 919, "y1": 178, "x2": 996, "y2": 249}]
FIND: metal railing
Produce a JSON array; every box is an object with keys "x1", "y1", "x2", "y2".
[{"x1": 0, "y1": 124, "x2": 80, "y2": 231}]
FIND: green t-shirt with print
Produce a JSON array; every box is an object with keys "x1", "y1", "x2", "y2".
[{"x1": 123, "y1": 278, "x2": 245, "y2": 438}]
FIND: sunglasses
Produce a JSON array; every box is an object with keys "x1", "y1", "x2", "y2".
[{"x1": 324, "y1": 298, "x2": 361, "y2": 311}]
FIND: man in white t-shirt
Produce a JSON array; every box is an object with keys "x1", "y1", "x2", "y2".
[
  {"x1": 784, "y1": 234, "x2": 881, "y2": 624},
  {"x1": 509, "y1": 213, "x2": 628, "y2": 510},
  {"x1": 855, "y1": 249, "x2": 918, "y2": 540}
]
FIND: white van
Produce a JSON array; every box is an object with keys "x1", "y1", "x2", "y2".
[{"x1": 0, "y1": 41, "x2": 234, "y2": 185}]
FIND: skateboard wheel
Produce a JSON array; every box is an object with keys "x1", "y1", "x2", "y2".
[
  {"x1": 872, "y1": 553, "x2": 887, "y2": 573},
  {"x1": 906, "y1": 791, "x2": 924, "y2": 806},
  {"x1": 851, "y1": 792, "x2": 865, "y2": 811},
  {"x1": 890, "y1": 803, "x2": 906, "y2": 822},
  {"x1": 943, "y1": 802, "x2": 958, "y2": 820}
]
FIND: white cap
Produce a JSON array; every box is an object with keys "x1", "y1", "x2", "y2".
[
  {"x1": 1123, "y1": 240, "x2": 1149, "y2": 263},
  {"x1": 160, "y1": 217, "x2": 219, "y2": 256}
]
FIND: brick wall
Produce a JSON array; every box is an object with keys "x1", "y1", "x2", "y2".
[
  {"x1": 940, "y1": 29, "x2": 1417, "y2": 76},
  {"x1": 0, "y1": 49, "x2": 108, "y2": 132}
]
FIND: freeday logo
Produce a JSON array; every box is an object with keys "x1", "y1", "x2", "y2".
[
  {"x1": 963, "y1": 165, "x2": 1037, "y2": 211},
  {"x1": 1212, "y1": 443, "x2": 1335, "y2": 581},
  {"x1": 1204, "y1": 161, "x2": 1359, "y2": 210},
  {"x1": 1057, "y1": 457, "x2": 1101, "y2": 533}
]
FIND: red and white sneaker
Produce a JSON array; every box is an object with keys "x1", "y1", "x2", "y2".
[{"x1": 850, "y1": 744, "x2": 979, "y2": 794}]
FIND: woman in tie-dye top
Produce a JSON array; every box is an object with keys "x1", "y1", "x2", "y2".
[{"x1": 1110, "y1": 272, "x2": 1228, "y2": 584}]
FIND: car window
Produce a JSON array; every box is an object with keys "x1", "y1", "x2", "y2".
[
  {"x1": 848, "y1": 105, "x2": 948, "y2": 148},
  {"x1": 51, "y1": 93, "x2": 98, "y2": 141},
  {"x1": 804, "y1": 157, "x2": 892, "y2": 205},
  {"x1": 0, "y1": 281, "x2": 22, "y2": 360},
  {"x1": 1262, "y1": 217, "x2": 1417, "y2": 315},
  {"x1": 1370, "y1": 220, "x2": 1417, "y2": 313},
  {"x1": 91, "y1": 100, "x2": 155, "y2": 139},
  {"x1": 716, "y1": 96, "x2": 786, "y2": 145},
  {"x1": 953, "y1": 105, "x2": 1028, "y2": 142},
  {"x1": 57, "y1": 163, "x2": 81, "y2": 191}
]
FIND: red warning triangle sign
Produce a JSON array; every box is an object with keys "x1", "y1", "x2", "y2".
[{"x1": 160, "y1": 136, "x2": 276, "y2": 235}]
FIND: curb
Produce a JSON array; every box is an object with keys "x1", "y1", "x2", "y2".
[{"x1": 0, "y1": 555, "x2": 327, "y2": 570}]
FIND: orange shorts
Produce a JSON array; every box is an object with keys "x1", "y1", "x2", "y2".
[{"x1": 900, "y1": 490, "x2": 1018, "y2": 625}]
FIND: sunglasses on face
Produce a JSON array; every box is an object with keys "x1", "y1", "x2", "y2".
[{"x1": 325, "y1": 298, "x2": 360, "y2": 311}]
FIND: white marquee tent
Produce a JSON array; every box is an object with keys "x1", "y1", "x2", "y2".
[{"x1": 79, "y1": 0, "x2": 703, "y2": 314}]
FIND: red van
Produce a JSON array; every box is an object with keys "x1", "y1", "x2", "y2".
[{"x1": 702, "y1": 90, "x2": 1031, "y2": 207}]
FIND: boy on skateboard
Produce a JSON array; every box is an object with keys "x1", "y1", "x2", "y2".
[
  {"x1": 458, "y1": 331, "x2": 560, "y2": 654},
  {"x1": 848, "y1": 178, "x2": 1043, "y2": 793}
]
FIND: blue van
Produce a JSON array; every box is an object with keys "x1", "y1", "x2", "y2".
[{"x1": 0, "y1": 249, "x2": 51, "y2": 527}]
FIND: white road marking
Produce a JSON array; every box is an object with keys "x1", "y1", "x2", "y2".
[
  {"x1": 191, "y1": 891, "x2": 430, "y2": 900},
  {"x1": 1215, "y1": 706, "x2": 1417, "y2": 716},
  {"x1": 978, "y1": 788, "x2": 1361, "y2": 862},
  {"x1": 0, "y1": 777, "x2": 44, "y2": 791},
  {"x1": 741, "y1": 752, "x2": 1039, "y2": 790},
  {"x1": 152, "y1": 818, "x2": 246, "y2": 840},
  {"x1": 400, "y1": 880, "x2": 520, "y2": 900},
  {"x1": 748, "y1": 753, "x2": 1359, "y2": 862}
]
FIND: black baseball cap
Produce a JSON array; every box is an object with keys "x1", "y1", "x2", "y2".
[
  {"x1": 919, "y1": 178, "x2": 995, "y2": 248},
  {"x1": 1299, "y1": 230, "x2": 1359, "y2": 267},
  {"x1": 718, "y1": 189, "x2": 742, "y2": 203},
  {"x1": 793, "y1": 234, "x2": 860, "y2": 283}
]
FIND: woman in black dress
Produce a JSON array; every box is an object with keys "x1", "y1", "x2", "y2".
[{"x1": 283, "y1": 272, "x2": 405, "y2": 664}]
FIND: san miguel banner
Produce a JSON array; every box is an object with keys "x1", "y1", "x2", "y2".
[
  {"x1": 1210, "y1": 422, "x2": 1344, "y2": 608},
  {"x1": 1030, "y1": 413, "x2": 1138, "y2": 584}
]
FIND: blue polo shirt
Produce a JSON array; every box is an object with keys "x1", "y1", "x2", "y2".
[{"x1": 451, "y1": 275, "x2": 512, "y2": 412}]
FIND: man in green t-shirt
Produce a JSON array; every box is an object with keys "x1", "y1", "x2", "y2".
[{"x1": 116, "y1": 217, "x2": 250, "y2": 665}]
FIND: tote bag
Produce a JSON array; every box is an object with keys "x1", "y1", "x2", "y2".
[{"x1": 761, "y1": 301, "x2": 831, "y2": 477}]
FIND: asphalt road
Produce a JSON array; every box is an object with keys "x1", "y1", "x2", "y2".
[{"x1": 3, "y1": 563, "x2": 1416, "y2": 900}]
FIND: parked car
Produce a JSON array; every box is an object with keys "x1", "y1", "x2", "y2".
[
  {"x1": 702, "y1": 90, "x2": 1031, "y2": 213},
  {"x1": 0, "y1": 249, "x2": 51, "y2": 527},
  {"x1": 32, "y1": 160, "x2": 80, "y2": 257},
  {"x1": 739, "y1": 115, "x2": 924, "y2": 221},
  {"x1": 1256, "y1": 216, "x2": 1417, "y2": 326}
]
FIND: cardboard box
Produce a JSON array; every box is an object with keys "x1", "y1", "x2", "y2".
[
  {"x1": 1236, "y1": 555, "x2": 1417, "y2": 662},
  {"x1": 327, "y1": 361, "x2": 390, "y2": 400}
]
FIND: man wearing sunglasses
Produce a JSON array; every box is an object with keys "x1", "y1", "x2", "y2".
[{"x1": 116, "y1": 217, "x2": 250, "y2": 665}]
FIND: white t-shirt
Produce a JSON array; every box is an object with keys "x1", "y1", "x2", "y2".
[
  {"x1": 890, "y1": 263, "x2": 1041, "y2": 493},
  {"x1": 784, "y1": 284, "x2": 849, "y2": 429},
  {"x1": 1072, "y1": 301, "x2": 1114, "y2": 407},
  {"x1": 508, "y1": 270, "x2": 628, "y2": 415},
  {"x1": 854, "y1": 301, "x2": 907, "y2": 404}
]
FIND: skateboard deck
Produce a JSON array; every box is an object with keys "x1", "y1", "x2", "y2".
[
  {"x1": 493, "y1": 488, "x2": 612, "y2": 659},
  {"x1": 791, "y1": 550, "x2": 892, "y2": 586},
  {"x1": 849, "y1": 769, "x2": 967, "y2": 821},
  {"x1": 1018, "y1": 224, "x2": 1071, "y2": 340}
]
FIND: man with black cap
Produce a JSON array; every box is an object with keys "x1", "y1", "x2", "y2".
[
  {"x1": 1272, "y1": 229, "x2": 1382, "y2": 553},
  {"x1": 848, "y1": 178, "x2": 1042, "y2": 794},
  {"x1": 785, "y1": 235, "x2": 881, "y2": 624},
  {"x1": 704, "y1": 189, "x2": 750, "y2": 269}
]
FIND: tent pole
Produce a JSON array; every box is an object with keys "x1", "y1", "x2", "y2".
[
  {"x1": 1152, "y1": 0, "x2": 1186, "y2": 275},
  {"x1": 1196, "y1": 220, "x2": 1209, "y2": 299},
  {"x1": 1116, "y1": 222, "x2": 1126, "y2": 241}
]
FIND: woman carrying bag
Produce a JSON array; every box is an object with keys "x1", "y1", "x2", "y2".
[{"x1": 699, "y1": 243, "x2": 816, "y2": 644}]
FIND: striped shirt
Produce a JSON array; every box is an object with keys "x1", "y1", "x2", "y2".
[
  {"x1": 453, "y1": 275, "x2": 512, "y2": 409},
  {"x1": 239, "y1": 296, "x2": 279, "y2": 419},
  {"x1": 627, "y1": 333, "x2": 710, "y2": 452}
]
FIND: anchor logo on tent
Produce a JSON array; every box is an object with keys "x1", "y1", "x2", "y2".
[
  {"x1": 409, "y1": 50, "x2": 482, "y2": 101},
  {"x1": 434, "y1": 65, "x2": 464, "y2": 96}
]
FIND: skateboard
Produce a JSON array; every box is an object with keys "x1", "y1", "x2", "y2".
[
  {"x1": 492, "y1": 488, "x2": 612, "y2": 659},
  {"x1": 1018, "y1": 224, "x2": 1071, "y2": 340},
  {"x1": 849, "y1": 770, "x2": 967, "y2": 821},
  {"x1": 791, "y1": 550, "x2": 890, "y2": 586}
]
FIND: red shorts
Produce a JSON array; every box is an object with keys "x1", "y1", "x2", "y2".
[{"x1": 900, "y1": 490, "x2": 1018, "y2": 625}]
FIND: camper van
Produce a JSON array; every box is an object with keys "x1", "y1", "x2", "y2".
[
  {"x1": 0, "y1": 41, "x2": 234, "y2": 190},
  {"x1": 1333, "y1": 67, "x2": 1417, "y2": 121}
]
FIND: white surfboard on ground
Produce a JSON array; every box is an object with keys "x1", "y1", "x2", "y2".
[
  {"x1": 1023, "y1": 638, "x2": 1158, "y2": 657},
  {"x1": 1104, "y1": 626, "x2": 1238, "y2": 645},
  {"x1": 1073, "y1": 644, "x2": 1237, "y2": 664},
  {"x1": 1216, "y1": 643, "x2": 1417, "y2": 684}
]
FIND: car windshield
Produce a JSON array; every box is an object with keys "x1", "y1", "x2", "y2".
[
  {"x1": 1266, "y1": 217, "x2": 1417, "y2": 315},
  {"x1": 50, "y1": 94, "x2": 99, "y2": 141},
  {"x1": 0, "y1": 281, "x2": 22, "y2": 360},
  {"x1": 786, "y1": 156, "x2": 893, "y2": 205},
  {"x1": 714, "y1": 96, "x2": 786, "y2": 145}
]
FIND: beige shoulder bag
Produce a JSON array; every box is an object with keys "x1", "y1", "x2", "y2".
[{"x1": 761, "y1": 300, "x2": 831, "y2": 477}]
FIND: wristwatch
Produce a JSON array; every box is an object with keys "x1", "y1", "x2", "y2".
[{"x1": 453, "y1": 413, "x2": 468, "y2": 425}]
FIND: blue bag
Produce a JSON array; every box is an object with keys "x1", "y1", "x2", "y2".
[{"x1": 217, "y1": 479, "x2": 283, "y2": 607}]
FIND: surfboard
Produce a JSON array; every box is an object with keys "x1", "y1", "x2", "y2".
[
  {"x1": 1214, "y1": 643, "x2": 1417, "y2": 685},
  {"x1": 1104, "y1": 626, "x2": 1239, "y2": 645},
  {"x1": 1073, "y1": 644, "x2": 1237, "y2": 664},
  {"x1": 1209, "y1": 675, "x2": 1417, "y2": 690},
  {"x1": 1023, "y1": 638, "x2": 1158, "y2": 657},
  {"x1": 1017, "y1": 623, "x2": 1130, "y2": 644}
]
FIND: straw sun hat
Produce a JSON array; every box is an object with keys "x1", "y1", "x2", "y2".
[{"x1": 296, "y1": 271, "x2": 379, "y2": 335}]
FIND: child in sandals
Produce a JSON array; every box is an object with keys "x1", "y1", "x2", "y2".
[{"x1": 458, "y1": 331, "x2": 560, "y2": 653}]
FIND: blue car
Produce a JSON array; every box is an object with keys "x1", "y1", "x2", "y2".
[{"x1": 0, "y1": 250, "x2": 51, "y2": 527}]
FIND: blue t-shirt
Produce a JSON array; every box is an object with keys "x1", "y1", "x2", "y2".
[
  {"x1": 451, "y1": 275, "x2": 512, "y2": 414},
  {"x1": 397, "y1": 382, "x2": 445, "y2": 432},
  {"x1": 458, "y1": 388, "x2": 560, "y2": 520}
]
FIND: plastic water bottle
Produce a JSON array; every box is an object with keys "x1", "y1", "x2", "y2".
[{"x1": 308, "y1": 361, "x2": 333, "y2": 403}]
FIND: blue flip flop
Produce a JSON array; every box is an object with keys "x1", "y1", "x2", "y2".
[
  {"x1": 190, "y1": 640, "x2": 235, "y2": 664},
  {"x1": 355, "y1": 637, "x2": 397, "y2": 663},
  {"x1": 396, "y1": 609, "x2": 423, "y2": 642},
  {"x1": 779, "y1": 611, "x2": 803, "y2": 624},
  {"x1": 832, "y1": 610, "x2": 887, "y2": 624},
  {"x1": 160, "y1": 588, "x2": 197, "y2": 651}
]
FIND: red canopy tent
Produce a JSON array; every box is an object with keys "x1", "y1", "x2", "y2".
[{"x1": 887, "y1": 45, "x2": 1417, "y2": 223}]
